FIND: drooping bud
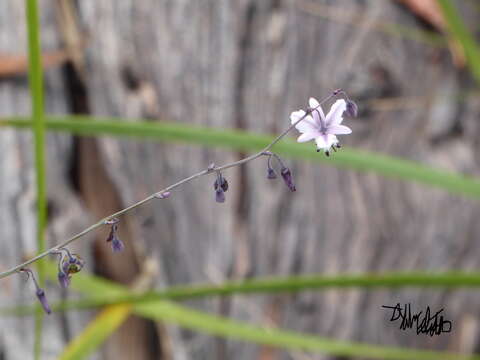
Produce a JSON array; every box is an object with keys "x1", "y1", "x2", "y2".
[
  {"x1": 213, "y1": 173, "x2": 228, "y2": 203},
  {"x1": 345, "y1": 99, "x2": 358, "y2": 117},
  {"x1": 19, "y1": 268, "x2": 51, "y2": 315},
  {"x1": 280, "y1": 167, "x2": 296, "y2": 192},
  {"x1": 54, "y1": 248, "x2": 83, "y2": 288},
  {"x1": 36, "y1": 288, "x2": 52, "y2": 315},
  {"x1": 106, "y1": 220, "x2": 124, "y2": 253},
  {"x1": 111, "y1": 236, "x2": 125, "y2": 252},
  {"x1": 215, "y1": 188, "x2": 225, "y2": 203},
  {"x1": 155, "y1": 191, "x2": 171, "y2": 199},
  {"x1": 65, "y1": 254, "x2": 85, "y2": 274},
  {"x1": 58, "y1": 271, "x2": 70, "y2": 288},
  {"x1": 266, "y1": 153, "x2": 277, "y2": 179},
  {"x1": 267, "y1": 167, "x2": 277, "y2": 179}
]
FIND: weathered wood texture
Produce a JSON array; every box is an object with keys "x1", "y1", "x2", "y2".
[{"x1": 2, "y1": 0, "x2": 480, "y2": 359}]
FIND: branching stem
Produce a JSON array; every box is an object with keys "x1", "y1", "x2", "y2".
[{"x1": 1, "y1": 90, "x2": 340, "y2": 280}]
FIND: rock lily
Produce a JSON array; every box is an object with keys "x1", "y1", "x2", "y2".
[{"x1": 291, "y1": 97, "x2": 352, "y2": 155}]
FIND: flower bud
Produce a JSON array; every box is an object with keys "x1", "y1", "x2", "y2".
[
  {"x1": 213, "y1": 173, "x2": 228, "y2": 203},
  {"x1": 66, "y1": 254, "x2": 85, "y2": 274},
  {"x1": 36, "y1": 288, "x2": 52, "y2": 314},
  {"x1": 19, "y1": 268, "x2": 51, "y2": 315},
  {"x1": 215, "y1": 188, "x2": 226, "y2": 203},
  {"x1": 214, "y1": 177, "x2": 228, "y2": 192},
  {"x1": 111, "y1": 237, "x2": 125, "y2": 252},
  {"x1": 106, "y1": 222, "x2": 124, "y2": 253},
  {"x1": 346, "y1": 99, "x2": 358, "y2": 117},
  {"x1": 155, "y1": 191, "x2": 171, "y2": 199},
  {"x1": 58, "y1": 271, "x2": 70, "y2": 288},
  {"x1": 267, "y1": 167, "x2": 277, "y2": 179},
  {"x1": 280, "y1": 167, "x2": 296, "y2": 192}
]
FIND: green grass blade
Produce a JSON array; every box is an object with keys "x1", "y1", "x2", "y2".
[
  {"x1": 24, "y1": 0, "x2": 47, "y2": 358},
  {"x1": 437, "y1": 0, "x2": 480, "y2": 83},
  {"x1": 2, "y1": 116, "x2": 480, "y2": 199},
  {"x1": 6, "y1": 269, "x2": 480, "y2": 316},
  {"x1": 7, "y1": 265, "x2": 480, "y2": 360},
  {"x1": 58, "y1": 304, "x2": 132, "y2": 360},
  {"x1": 135, "y1": 300, "x2": 477, "y2": 360}
]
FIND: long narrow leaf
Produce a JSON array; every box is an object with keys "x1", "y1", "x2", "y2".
[
  {"x1": 135, "y1": 300, "x2": 477, "y2": 360},
  {"x1": 2, "y1": 116, "x2": 480, "y2": 199},
  {"x1": 6, "y1": 268, "x2": 480, "y2": 315},
  {"x1": 437, "y1": 0, "x2": 480, "y2": 83},
  {"x1": 24, "y1": 0, "x2": 47, "y2": 358},
  {"x1": 6, "y1": 265, "x2": 480, "y2": 359},
  {"x1": 58, "y1": 305, "x2": 131, "y2": 360}
]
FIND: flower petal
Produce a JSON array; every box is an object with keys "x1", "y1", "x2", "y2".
[
  {"x1": 309, "y1": 97, "x2": 319, "y2": 108},
  {"x1": 315, "y1": 134, "x2": 338, "y2": 150},
  {"x1": 325, "y1": 99, "x2": 347, "y2": 126},
  {"x1": 290, "y1": 110, "x2": 317, "y2": 133},
  {"x1": 328, "y1": 124, "x2": 352, "y2": 135},
  {"x1": 297, "y1": 131, "x2": 319, "y2": 143},
  {"x1": 309, "y1": 97, "x2": 325, "y2": 125},
  {"x1": 290, "y1": 109, "x2": 306, "y2": 124}
]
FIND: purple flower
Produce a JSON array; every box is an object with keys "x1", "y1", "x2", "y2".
[
  {"x1": 213, "y1": 174, "x2": 229, "y2": 203},
  {"x1": 280, "y1": 167, "x2": 296, "y2": 192},
  {"x1": 291, "y1": 97, "x2": 352, "y2": 154},
  {"x1": 106, "y1": 222, "x2": 124, "y2": 253}
]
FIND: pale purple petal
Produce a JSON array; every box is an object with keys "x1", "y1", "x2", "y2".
[
  {"x1": 325, "y1": 99, "x2": 347, "y2": 126},
  {"x1": 297, "y1": 131, "x2": 320, "y2": 143},
  {"x1": 290, "y1": 110, "x2": 306, "y2": 124},
  {"x1": 309, "y1": 97, "x2": 325, "y2": 124},
  {"x1": 290, "y1": 110, "x2": 317, "y2": 133},
  {"x1": 328, "y1": 124, "x2": 352, "y2": 135}
]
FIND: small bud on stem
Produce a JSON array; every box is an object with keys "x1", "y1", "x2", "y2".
[
  {"x1": 19, "y1": 268, "x2": 51, "y2": 314},
  {"x1": 280, "y1": 167, "x2": 296, "y2": 192},
  {"x1": 266, "y1": 154, "x2": 277, "y2": 179},
  {"x1": 106, "y1": 219, "x2": 124, "y2": 253},
  {"x1": 213, "y1": 172, "x2": 229, "y2": 203},
  {"x1": 345, "y1": 99, "x2": 358, "y2": 117},
  {"x1": 155, "y1": 191, "x2": 171, "y2": 199}
]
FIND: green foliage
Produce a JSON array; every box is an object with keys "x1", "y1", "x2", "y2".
[
  {"x1": 136, "y1": 300, "x2": 477, "y2": 360},
  {"x1": 2, "y1": 115, "x2": 480, "y2": 199},
  {"x1": 6, "y1": 266, "x2": 480, "y2": 316},
  {"x1": 24, "y1": 0, "x2": 47, "y2": 358},
  {"x1": 11, "y1": 265, "x2": 480, "y2": 360},
  {"x1": 58, "y1": 305, "x2": 132, "y2": 360},
  {"x1": 437, "y1": 0, "x2": 480, "y2": 83}
]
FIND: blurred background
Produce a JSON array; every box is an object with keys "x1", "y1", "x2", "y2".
[{"x1": 1, "y1": 0, "x2": 480, "y2": 359}]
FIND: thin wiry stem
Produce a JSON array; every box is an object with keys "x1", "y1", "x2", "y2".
[{"x1": 1, "y1": 90, "x2": 340, "y2": 280}]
